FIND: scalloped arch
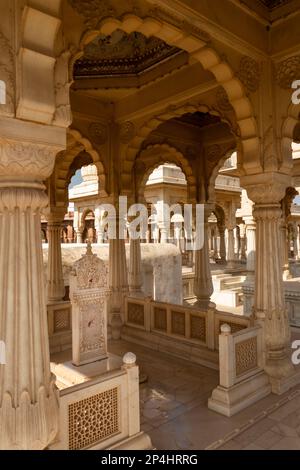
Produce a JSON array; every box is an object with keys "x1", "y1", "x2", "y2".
[
  {"x1": 123, "y1": 102, "x2": 236, "y2": 192},
  {"x1": 208, "y1": 147, "x2": 237, "y2": 202},
  {"x1": 74, "y1": 14, "x2": 259, "y2": 184},
  {"x1": 80, "y1": 207, "x2": 96, "y2": 231},
  {"x1": 135, "y1": 143, "x2": 196, "y2": 203},
  {"x1": 54, "y1": 128, "x2": 107, "y2": 204}
]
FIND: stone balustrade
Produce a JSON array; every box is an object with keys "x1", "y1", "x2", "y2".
[
  {"x1": 123, "y1": 296, "x2": 253, "y2": 369},
  {"x1": 208, "y1": 324, "x2": 271, "y2": 416},
  {"x1": 49, "y1": 353, "x2": 151, "y2": 450}
]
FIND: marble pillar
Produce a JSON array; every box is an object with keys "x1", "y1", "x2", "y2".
[
  {"x1": 292, "y1": 223, "x2": 299, "y2": 260},
  {"x1": 0, "y1": 125, "x2": 64, "y2": 449},
  {"x1": 213, "y1": 227, "x2": 219, "y2": 259},
  {"x1": 128, "y1": 232, "x2": 143, "y2": 297},
  {"x1": 109, "y1": 218, "x2": 129, "y2": 340},
  {"x1": 245, "y1": 179, "x2": 295, "y2": 390},
  {"x1": 245, "y1": 217, "x2": 256, "y2": 276},
  {"x1": 227, "y1": 228, "x2": 235, "y2": 269},
  {"x1": 194, "y1": 205, "x2": 214, "y2": 308},
  {"x1": 218, "y1": 224, "x2": 226, "y2": 264},
  {"x1": 47, "y1": 209, "x2": 66, "y2": 302},
  {"x1": 281, "y1": 221, "x2": 292, "y2": 280},
  {"x1": 239, "y1": 223, "x2": 247, "y2": 261},
  {"x1": 76, "y1": 230, "x2": 83, "y2": 244},
  {"x1": 159, "y1": 225, "x2": 169, "y2": 243}
]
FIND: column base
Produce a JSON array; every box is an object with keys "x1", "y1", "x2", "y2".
[
  {"x1": 208, "y1": 371, "x2": 271, "y2": 417},
  {"x1": 193, "y1": 299, "x2": 216, "y2": 310},
  {"x1": 283, "y1": 269, "x2": 292, "y2": 280},
  {"x1": 269, "y1": 368, "x2": 300, "y2": 395},
  {"x1": 128, "y1": 290, "x2": 145, "y2": 298},
  {"x1": 107, "y1": 432, "x2": 153, "y2": 450}
]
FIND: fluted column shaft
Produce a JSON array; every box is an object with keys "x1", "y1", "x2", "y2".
[
  {"x1": 218, "y1": 224, "x2": 226, "y2": 264},
  {"x1": 129, "y1": 238, "x2": 143, "y2": 295},
  {"x1": 227, "y1": 228, "x2": 235, "y2": 268},
  {"x1": 245, "y1": 218, "x2": 256, "y2": 275},
  {"x1": 281, "y1": 221, "x2": 291, "y2": 279},
  {"x1": 292, "y1": 223, "x2": 299, "y2": 259},
  {"x1": 194, "y1": 206, "x2": 214, "y2": 308},
  {"x1": 239, "y1": 224, "x2": 247, "y2": 261},
  {"x1": 0, "y1": 126, "x2": 63, "y2": 449},
  {"x1": 47, "y1": 214, "x2": 65, "y2": 302},
  {"x1": 109, "y1": 218, "x2": 128, "y2": 340},
  {"x1": 213, "y1": 227, "x2": 219, "y2": 259},
  {"x1": 253, "y1": 204, "x2": 293, "y2": 378}
]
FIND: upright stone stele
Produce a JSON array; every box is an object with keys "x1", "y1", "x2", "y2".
[{"x1": 70, "y1": 243, "x2": 108, "y2": 366}]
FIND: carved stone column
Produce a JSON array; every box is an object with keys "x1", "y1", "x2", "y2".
[
  {"x1": 244, "y1": 177, "x2": 295, "y2": 389},
  {"x1": 213, "y1": 226, "x2": 219, "y2": 260},
  {"x1": 218, "y1": 224, "x2": 226, "y2": 264},
  {"x1": 76, "y1": 230, "x2": 83, "y2": 244},
  {"x1": 292, "y1": 223, "x2": 299, "y2": 260},
  {"x1": 46, "y1": 208, "x2": 66, "y2": 302},
  {"x1": 159, "y1": 224, "x2": 169, "y2": 243},
  {"x1": 0, "y1": 123, "x2": 64, "y2": 449},
  {"x1": 227, "y1": 228, "x2": 235, "y2": 269},
  {"x1": 244, "y1": 216, "x2": 256, "y2": 276},
  {"x1": 194, "y1": 205, "x2": 214, "y2": 308},
  {"x1": 109, "y1": 217, "x2": 129, "y2": 340},
  {"x1": 281, "y1": 221, "x2": 292, "y2": 279},
  {"x1": 281, "y1": 189, "x2": 297, "y2": 279},
  {"x1": 239, "y1": 223, "x2": 247, "y2": 261},
  {"x1": 128, "y1": 217, "x2": 143, "y2": 296}
]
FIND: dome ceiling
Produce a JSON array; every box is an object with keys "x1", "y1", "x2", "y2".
[
  {"x1": 73, "y1": 29, "x2": 186, "y2": 81},
  {"x1": 258, "y1": 0, "x2": 292, "y2": 7}
]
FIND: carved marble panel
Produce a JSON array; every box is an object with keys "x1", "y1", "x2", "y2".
[{"x1": 70, "y1": 243, "x2": 108, "y2": 366}]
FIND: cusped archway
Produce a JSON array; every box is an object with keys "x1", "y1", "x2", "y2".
[{"x1": 134, "y1": 143, "x2": 196, "y2": 204}]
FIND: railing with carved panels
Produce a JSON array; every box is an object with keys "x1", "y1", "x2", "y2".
[
  {"x1": 50, "y1": 359, "x2": 141, "y2": 450},
  {"x1": 218, "y1": 324, "x2": 263, "y2": 388},
  {"x1": 124, "y1": 296, "x2": 253, "y2": 352}
]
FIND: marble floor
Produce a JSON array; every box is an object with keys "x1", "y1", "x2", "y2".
[{"x1": 109, "y1": 337, "x2": 300, "y2": 450}]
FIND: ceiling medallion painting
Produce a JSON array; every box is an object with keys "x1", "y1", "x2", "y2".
[
  {"x1": 257, "y1": 0, "x2": 291, "y2": 8},
  {"x1": 175, "y1": 112, "x2": 221, "y2": 129},
  {"x1": 73, "y1": 30, "x2": 183, "y2": 79}
]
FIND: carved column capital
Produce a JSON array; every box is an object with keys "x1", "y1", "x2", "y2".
[
  {"x1": 241, "y1": 173, "x2": 292, "y2": 205},
  {"x1": 0, "y1": 117, "x2": 65, "y2": 182}
]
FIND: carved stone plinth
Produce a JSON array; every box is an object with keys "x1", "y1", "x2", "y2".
[{"x1": 70, "y1": 243, "x2": 109, "y2": 366}]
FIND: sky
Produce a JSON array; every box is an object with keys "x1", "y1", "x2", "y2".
[
  {"x1": 295, "y1": 195, "x2": 300, "y2": 205},
  {"x1": 69, "y1": 169, "x2": 83, "y2": 189}
]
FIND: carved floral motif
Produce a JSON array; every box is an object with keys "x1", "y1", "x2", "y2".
[
  {"x1": 120, "y1": 121, "x2": 136, "y2": 144},
  {"x1": 276, "y1": 55, "x2": 300, "y2": 89},
  {"x1": 88, "y1": 122, "x2": 108, "y2": 146},
  {"x1": 237, "y1": 56, "x2": 261, "y2": 93},
  {"x1": 0, "y1": 139, "x2": 60, "y2": 179},
  {"x1": 73, "y1": 243, "x2": 108, "y2": 289}
]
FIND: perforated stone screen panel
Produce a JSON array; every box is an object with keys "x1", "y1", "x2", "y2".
[
  {"x1": 190, "y1": 315, "x2": 206, "y2": 342},
  {"x1": 153, "y1": 307, "x2": 167, "y2": 331},
  {"x1": 171, "y1": 311, "x2": 185, "y2": 336},
  {"x1": 128, "y1": 302, "x2": 145, "y2": 326},
  {"x1": 235, "y1": 337, "x2": 258, "y2": 377},
  {"x1": 68, "y1": 387, "x2": 120, "y2": 450}
]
